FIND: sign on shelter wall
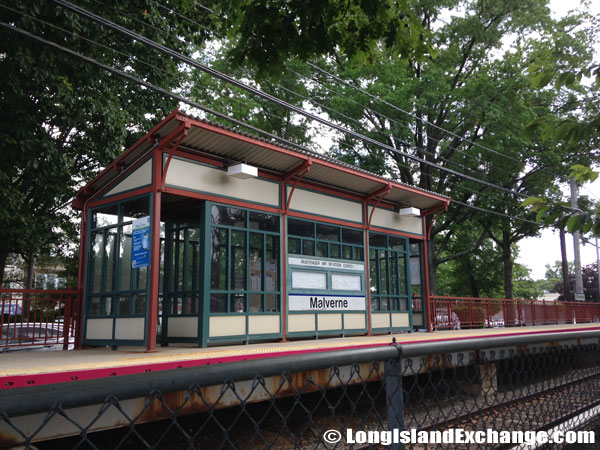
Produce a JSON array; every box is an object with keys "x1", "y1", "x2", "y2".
[{"x1": 132, "y1": 216, "x2": 150, "y2": 269}]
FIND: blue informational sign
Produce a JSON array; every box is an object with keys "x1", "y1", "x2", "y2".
[{"x1": 132, "y1": 216, "x2": 150, "y2": 269}]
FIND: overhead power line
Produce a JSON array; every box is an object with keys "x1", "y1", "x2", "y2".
[
  {"x1": 0, "y1": 20, "x2": 544, "y2": 227},
  {"x1": 52, "y1": 0, "x2": 552, "y2": 205}
]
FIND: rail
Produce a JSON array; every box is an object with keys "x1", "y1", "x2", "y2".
[
  {"x1": 1, "y1": 330, "x2": 600, "y2": 448},
  {"x1": 0, "y1": 288, "x2": 79, "y2": 351},
  {"x1": 431, "y1": 295, "x2": 600, "y2": 330}
]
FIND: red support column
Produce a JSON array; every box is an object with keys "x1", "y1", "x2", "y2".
[
  {"x1": 75, "y1": 209, "x2": 87, "y2": 349},
  {"x1": 146, "y1": 149, "x2": 162, "y2": 352}
]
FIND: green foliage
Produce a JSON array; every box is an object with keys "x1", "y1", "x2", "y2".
[
  {"x1": 210, "y1": 0, "x2": 433, "y2": 78},
  {"x1": 0, "y1": 0, "x2": 213, "y2": 281}
]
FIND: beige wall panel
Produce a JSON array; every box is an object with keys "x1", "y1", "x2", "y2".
[
  {"x1": 344, "y1": 313, "x2": 366, "y2": 329},
  {"x1": 248, "y1": 315, "x2": 280, "y2": 335},
  {"x1": 368, "y1": 206, "x2": 423, "y2": 235},
  {"x1": 288, "y1": 187, "x2": 362, "y2": 223},
  {"x1": 167, "y1": 317, "x2": 198, "y2": 338},
  {"x1": 288, "y1": 314, "x2": 316, "y2": 332},
  {"x1": 317, "y1": 314, "x2": 342, "y2": 331},
  {"x1": 115, "y1": 318, "x2": 145, "y2": 340},
  {"x1": 413, "y1": 312, "x2": 423, "y2": 327},
  {"x1": 371, "y1": 313, "x2": 390, "y2": 329},
  {"x1": 391, "y1": 313, "x2": 410, "y2": 328},
  {"x1": 105, "y1": 159, "x2": 152, "y2": 197},
  {"x1": 86, "y1": 318, "x2": 113, "y2": 340},
  {"x1": 166, "y1": 159, "x2": 279, "y2": 206},
  {"x1": 209, "y1": 316, "x2": 246, "y2": 337}
]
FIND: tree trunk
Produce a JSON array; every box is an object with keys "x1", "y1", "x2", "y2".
[
  {"x1": 559, "y1": 228, "x2": 570, "y2": 300},
  {"x1": 0, "y1": 246, "x2": 8, "y2": 287},
  {"x1": 25, "y1": 253, "x2": 35, "y2": 289},
  {"x1": 502, "y1": 230, "x2": 513, "y2": 299},
  {"x1": 467, "y1": 259, "x2": 480, "y2": 298}
]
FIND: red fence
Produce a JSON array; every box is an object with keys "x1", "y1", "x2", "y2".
[
  {"x1": 0, "y1": 289, "x2": 79, "y2": 350},
  {"x1": 430, "y1": 295, "x2": 600, "y2": 330}
]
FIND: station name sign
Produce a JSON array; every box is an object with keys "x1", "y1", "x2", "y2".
[
  {"x1": 288, "y1": 257, "x2": 364, "y2": 272},
  {"x1": 289, "y1": 294, "x2": 366, "y2": 311}
]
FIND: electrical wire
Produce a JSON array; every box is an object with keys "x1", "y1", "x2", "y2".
[
  {"x1": 0, "y1": 20, "x2": 545, "y2": 228},
  {"x1": 54, "y1": 0, "x2": 559, "y2": 206}
]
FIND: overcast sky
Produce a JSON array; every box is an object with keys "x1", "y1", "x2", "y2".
[{"x1": 516, "y1": 0, "x2": 600, "y2": 280}]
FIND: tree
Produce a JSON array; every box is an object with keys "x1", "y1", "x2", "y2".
[
  {"x1": 0, "y1": 0, "x2": 214, "y2": 284},
  {"x1": 303, "y1": 0, "x2": 596, "y2": 295}
]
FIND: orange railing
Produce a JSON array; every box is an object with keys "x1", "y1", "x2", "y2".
[
  {"x1": 430, "y1": 295, "x2": 600, "y2": 330},
  {"x1": 0, "y1": 289, "x2": 79, "y2": 350}
]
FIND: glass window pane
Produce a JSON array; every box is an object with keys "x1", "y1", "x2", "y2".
[
  {"x1": 398, "y1": 256, "x2": 407, "y2": 295},
  {"x1": 410, "y1": 243, "x2": 420, "y2": 256},
  {"x1": 342, "y1": 228, "x2": 363, "y2": 244},
  {"x1": 118, "y1": 295, "x2": 130, "y2": 315},
  {"x1": 265, "y1": 294, "x2": 279, "y2": 312},
  {"x1": 266, "y1": 235, "x2": 279, "y2": 291},
  {"x1": 316, "y1": 241, "x2": 328, "y2": 257},
  {"x1": 288, "y1": 218, "x2": 314, "y2": 238},
  {"x1": 380, "y1": 251, "x2": 388, "y2": 294},
  {"x1": 380, "y1": 297, "x2": 389, "y2": 311},
  {"x1": 370, "y1": 296, "x2": 378, "y2": 312},
  {"x1": 121, "y1": 197, "x2": 149, "y2": 222},
  {"x1": 93, "y1": 204, "x2": 118, "y2": 228},
  {"x1": 119, "y1": 225, "x2": 132, "y2": 291},
  {"x1": 390, "y1": 256, "x2": 398, "y2": 295},
  {"x1": 249, "y1": 212, "x2": 279, "y2": 232},
  {"x1": 316, "y1": 223, "x2": 339, "y2": 241},
  {"x1": 101, "y1": 296, "x2": 112, "y2": 315},
  {"x1": 136, "y1": 266, "x2": 147, "y2": 290},
  {"x1": 231, "y1": 230, "x2": 246, "y2": 290},
  {"x1": 250, "y1": 233, "x2": 263, "y2": 292},
  {"x1": 134, "y1": 293, "x2": 146, "y2": 315},
  {"x1": 231, "y1": 294, "x2": 246, "y2": 313},
  {"x1": 369, "y1": 233, "x2": 386, "y2": 248},
  {"x1": 302, "y1": 240, "x2": 315, "y2": 256},
  {"x1": 389, "y1": 237, "x2": 405, "y2": 251},
  {"x1": 211, "y1": 228, "x2": 228, "y2": 290},
  {"x1": 89, "y1": 296, "x2": 100, "y2": 316},
  {"x1": 211, "y1": 205, "x2": 246, "y2": 227},
  {"x1": 210, "y1": 294, "x2": 227, "y2": 313},
  {"x1": 343, "y1": 245, "x2": 353, "y2": 260},
  {"x1": 354, "y1": 248, "x2": 364, "y2": 261},
  {"x1": 369, "y1": 249, "x2": 378, "y2": 294},
  {"x1": 90, "y1": 232, "x2": 103, "y2": 293},
  {"x1": 288, "y1": 238, "x2": 300, "y2": 254},
  {"x1": 249, "y1": 294, "x2": 263, "y2": 312},
  {"x1": 330, "y1": 243, "x2": 340, "y2": 259},
  {"x1": 104, "y1": 230, "x2": 117, "y2": 292}
]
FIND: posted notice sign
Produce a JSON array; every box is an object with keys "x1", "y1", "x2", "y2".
[
  {"x1": 289, "y1": 294, "x2": 366, "y2": 311},
  {"x1": 132, "y1": 216, "x2": 150, "y2": 269}
]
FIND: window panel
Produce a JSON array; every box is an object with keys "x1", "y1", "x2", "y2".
[
  {"x1": 288, "y1": 218, "x2": 314, "y2": 237},
  {"x1": 210, "y1": 294, "x2": 227, "y2": 313},
  {"x1": 211, "y1": 228, "x2": 228, "y2": 290},
  {"x1": 250, "y1": 233, "x2": 263, "y2": 291},
  {"x1": 90, "y1": 232, "x2": 103, "y2": 293},
  {"x1": 330, "y1": 243, "x2": 341, "y2": 259},
  {"x1": 288, "y1": 237, "x2": 300, "y2": 254},
  {"x1": 121, "y1": 197, "x2": 149, "y2": 222},
  {"x1": 302, "y1": 240, "x2": 315, "y2": 256},
  {"x1": 211, "y1": 205, "x2": 246, "y2": 227},
  {"x1": 266, "y1": 235, "x2": 279, "y2": 291},
  {"x1": 316, "y1": 223, "x2": 339, "y2": 241},
  {"x1": 231, "y1": 230, "x2": 246, "y2": 290},
  {"x1": 134, "y1": 293, "x2": 146, "y2": 315},
  {"x1": 369, "y1": 233, "x2": 387, "y2": 248},
  {"x1": 265, "y1": 294, "x2": 279, "y2": 312},
  {"x1": 249, "y1": 212, "x2": 279, "y2": 232},
  {"x1": 231, "y1": 294, "x2": 246, "y2": 313},
  {"x1": 342, "y1": 228, "x2": 363, "y2": 245},
  {"x1": 93, "y1": 204, "x2": 118, "y2": 228},
  {"x1": 104, "y1": 230, "x2": 117, "y2": 292},
  {"x1": 249, "y1": 294, "x2": 263, "y2": 312},
  {"x1": 316, "y1": 241, "x2": 328, "y2": 257},
  {"x1": 118, "y1": 295, "x2": 131, "y2": 315},
  {"x1": 119, "y1": 225, "x2": 132, "y2": 291}
]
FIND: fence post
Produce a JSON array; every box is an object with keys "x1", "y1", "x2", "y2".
[
  {"x1": 385, "y1": 345, "x2": 404, "y2": 450},
  {"x1": 62, "y1": 293, "x2": 72, "y2": 351}
]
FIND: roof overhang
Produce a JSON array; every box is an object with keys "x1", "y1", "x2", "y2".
[{"x1": 74, "y1": 109, "x2": 450, "y2": 213}]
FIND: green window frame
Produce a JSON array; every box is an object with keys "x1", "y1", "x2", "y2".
[
  {"x1": 209, "y1": 204, "x2": 281, "y2": 314},
  {"x1": 86, "y1": 195, "x2": 150, "y2": 318},
  {"x1": 287, "y1": 218, "x2": 364, "y2": 262},
  {"x1": 368, "y1": 232, "x2": 410, "y2": 312}
]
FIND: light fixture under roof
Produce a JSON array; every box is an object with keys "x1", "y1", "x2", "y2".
[
  {"x1": 398, "y1": 207, "x2": 420, "y2": 217},
  {"x1": 227, "y1": 163, "x2": 258, "y2": 179}
]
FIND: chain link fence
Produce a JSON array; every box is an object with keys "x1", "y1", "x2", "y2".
[{"x1": 1, "y1": 330, "x2": 600, "y2": 449}]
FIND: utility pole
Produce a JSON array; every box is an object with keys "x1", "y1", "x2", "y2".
[{"x1": 570, "y1": 178, "x2": 585, "y2": 300}]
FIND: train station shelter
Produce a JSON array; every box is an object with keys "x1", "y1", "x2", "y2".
[{"x1": 72, "y1": 109, "x2": 450, "y2": 351}]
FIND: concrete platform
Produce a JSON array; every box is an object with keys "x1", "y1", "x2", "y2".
[{"x1": 1, "y1": 323, "x2": 599, "y2": 389}]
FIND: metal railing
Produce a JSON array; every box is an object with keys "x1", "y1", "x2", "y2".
[
  {"x1": 431, "y1": 295, "x2": 600, "y2": 330},
  {"x1": 0, "y1": 288, "x2": 78, "y2": 351},
  {"x1": 1, "y1": 330, "x2": 600, "y2": 449}
]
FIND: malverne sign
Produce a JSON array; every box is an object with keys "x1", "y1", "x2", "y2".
[{"x1": 289, "y1": 294, "x2": 366, "y2": 311}]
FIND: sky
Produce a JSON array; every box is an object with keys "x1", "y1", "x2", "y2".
[{"x1": 516, "y1": 0, "x2": 600, "y2": 280}]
